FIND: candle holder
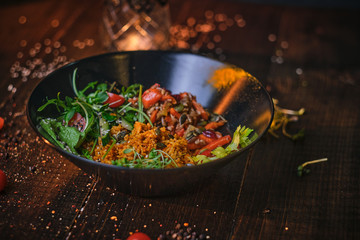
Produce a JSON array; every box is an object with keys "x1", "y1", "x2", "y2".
[{"x1": 101, "y1": 0, "x2": 171, "y2": 51}]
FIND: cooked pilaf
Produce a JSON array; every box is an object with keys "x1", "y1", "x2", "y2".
[{"x1": 90, "y1": 122, "x2": 194, "y2": 168}]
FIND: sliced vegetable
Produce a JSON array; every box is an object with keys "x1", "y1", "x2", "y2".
[
  {"x1": 150, "y1": 109, "x2": 159, "y2": 123},
  {"x1": 198, "y1": 134, "x2": 216, "y2": 144},
  {"x1": 187, "y1": 142, "x2": 205, "y2": 150},
  {"x1": 169, "y1": 107, "x2": 181, "y2": 118},
  {"x1": 68, "y1": 112, "x2": 86, "y2": 132},
  {"x1": 142, "y1": 88, "x2": 162, "y2": 108},
  {"x1": 103, "y1": 92, "x2": 125, "y2": 108},
  {"x1": 199, "y1": 135, "x2": 232, "y2": 154},
  {"x1": 192, "y1": 99, "x2": 209, "y2": 120},
  {"x1": 161, "y1": 94, "x2": 177, "y2": 104},
  {"x1": 193, "y1": 125, "x2": 256, "y2": 163},
  {"x1": 204, "y1": 120, "x2": 226, "y2": 130},
  {"x1": 175, "y1": 128, "x2": 185, "y2": 137}
]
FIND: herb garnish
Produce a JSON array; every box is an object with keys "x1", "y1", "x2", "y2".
[
  {"x1": 111, "y1": 148, "x2": 177, "y2": 169},
  {"x1": 297, "y1": 158, "x2": 328, "y2": 176},
  {"x1": 269, "y1": 99, "x2": 305, "y2": 140}
]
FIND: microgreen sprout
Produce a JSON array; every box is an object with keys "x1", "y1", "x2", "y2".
[
  {"x1": 72, "y1": 68, "x2": 79, "y2": 97},
  {"x1": 268, "y1": 98, "x2": 305, "y2": 140},
  {"x1": 111, "y1": 147, "x2": 177, "y2": 169},
  {"x1": 297, "y1": 158, "x2": 328, "y2": 177},
  {"x1": 102, "y1": 136, "x2": 116, "y2": 159},
  {"x1": 137, "y1": 85, "x2": 145, "y2": 123}
]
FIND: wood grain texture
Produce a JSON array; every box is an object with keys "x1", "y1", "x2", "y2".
[{"x1": 0, "y1": 0, "x2": 359, "y2": 239}]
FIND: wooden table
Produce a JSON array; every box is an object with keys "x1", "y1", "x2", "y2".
[{"x1": 1, "y1": 0, "x2": 359, "y2": 239}]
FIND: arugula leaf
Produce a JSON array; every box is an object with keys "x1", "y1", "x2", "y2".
[
  {"x1": 38, "y1": 118, "x2": 66, "y2": 149},
  {"x1": 121, "y1": 83, "x2": 141, "y2": 99},
  {"x1": 102, "y1": 111, "x2": 117, "y2": 122},
  {"x1": 57, "y1": 124, "x2": 84, "y2": 153},
  {"x1": 38, "y1": 118, "x2": 86, "y2": 154},
  {"x1": 37, "y1": 69, "x2": 159, "y2": 162},
  {"x1": 38, "y1": 93, "x2": 67, "y2": 112},
  {"x1": 64, "y1": 108, "x2": 76, "y2": 125}
]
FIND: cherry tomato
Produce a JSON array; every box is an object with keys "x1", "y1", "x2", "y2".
[
  {"x1": 0, "y1": 169, "x2": 7, "y2": 192},
  {"x1": 68, "y1": 112, "x2": 86, "y2": 131},
  {"x1": 104, "y1": 92, "x2": 125, "y2": 108},
  {"x1": 0, "y1": 117, "x2": 4, "y2": 130},
  {"x1": 126, "y1": 232, "x2": 151, "y2": 240}
]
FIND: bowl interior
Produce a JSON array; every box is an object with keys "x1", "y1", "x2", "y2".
[{"x1": 27, "y1": 51, "x2": 273, "y2": 196}]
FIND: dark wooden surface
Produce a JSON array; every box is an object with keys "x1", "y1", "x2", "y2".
[{"x1": 1, "y1": 0, "x2": 359, "y2": 239}]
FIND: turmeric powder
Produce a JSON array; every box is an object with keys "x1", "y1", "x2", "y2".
[{"x1": 208, "y1": 66, "x2": 250, "y2": 90}]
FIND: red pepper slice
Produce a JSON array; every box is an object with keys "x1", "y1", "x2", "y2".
[
  {"x1": 169, "y1": 107, "x2": 181, "y2": 119},
  {"x1": 204, "y1": 120, "x2": 226, "y2": 130},
  {"x1": 199, "y1": 135, "x2": 232, "y2": 153},
  {"x1": 161, "y1": 94, "x2": 177, "y2": 104},
  {"x1": 175, "y1": 128, "x2": 185, "y2": 137},
  {"x1": 142, "y1": 88, "x2": 162, "y2": 109},
  {"x1": 192, "y1": 99, "x2": 209, "y2": 120},
  {"x1": 198, "y1": 134, "x2": 216, "y2": 144},
  {"x1": 187, "y1": 142, "x2": 205, "y2": 150},
  {"x1": 150, "y1": 109, "x2": 159, "y2": 123}
]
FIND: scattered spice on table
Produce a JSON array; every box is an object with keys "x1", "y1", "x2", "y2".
[{"x1": 157, "y1": 223, "x2": 210, "y2": 240}]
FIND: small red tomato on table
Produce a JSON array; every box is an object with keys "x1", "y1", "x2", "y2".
[
  {"x1": 0, "y1": 117, "x2": 4, "y2": 130},
  {"x1": 126, "y1": 232, "x2": 151, "y2": 240},
  {"x1": 0, "y1": 169, "x2": 7, "y2": 192}
]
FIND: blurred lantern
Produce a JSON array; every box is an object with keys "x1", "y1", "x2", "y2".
[{"x1": 101, "y1": 0, "x2": 171, "y2": 51}]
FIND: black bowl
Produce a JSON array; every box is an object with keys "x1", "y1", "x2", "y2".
[{"x1": 27, "y1": 51, "x2": 273, "y2": 197}]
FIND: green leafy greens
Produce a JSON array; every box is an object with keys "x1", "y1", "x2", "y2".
[
  {"x1": 37, "y1": 68, "x2": 145, "y2": 157},
  {"x1": 36, "y1": 68, "x2": 257, "y2": 169},
  {"x1": 192, "y1": 125, "x2": 257, "y2": 164}
]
